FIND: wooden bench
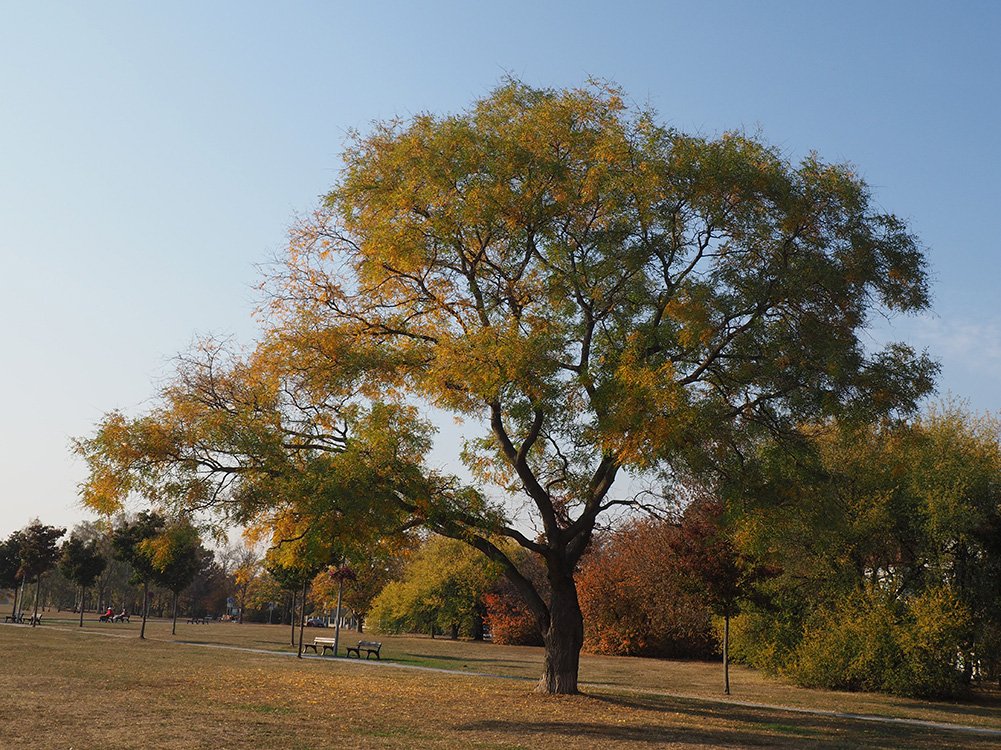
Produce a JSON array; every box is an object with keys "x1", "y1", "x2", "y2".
[
  {"x1": 345, "y1": 640, "x2": 382, "y2": 660},
  {"x1": 187, "y1": 617, "x2": 208, "y2": 624},
  {"x1": 4, "y1": 614, "x2": 24, "y2": 624},
  {"x1": 304, "y1": 637, "x2": 337, "y2": 655}
]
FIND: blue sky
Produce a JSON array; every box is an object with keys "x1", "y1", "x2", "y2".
[{"x1": 1, "y1": 1, "x2": 999, "y2": 535}]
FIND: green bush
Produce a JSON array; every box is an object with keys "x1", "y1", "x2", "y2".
[
  {"x1": 792, "y1": 587, "x2": 901, "y2": 693},
  {"x1": 788, "y1": 585, "x2": 971, "y2": 698},
  {"x1": 728, "y1": 610, "x2": 800, "y2": 673},
  {"x1": 891, "y1": 586, "x2": 971, "y2": 698}
]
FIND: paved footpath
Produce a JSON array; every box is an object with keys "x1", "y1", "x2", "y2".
[{"x1": 14, "y1": 621, "x2": 1001, "y2": 739}]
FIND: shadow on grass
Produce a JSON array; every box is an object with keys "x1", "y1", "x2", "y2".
[{"x1": 457, "y1": 693, "x2": 1001, "y2": 749}]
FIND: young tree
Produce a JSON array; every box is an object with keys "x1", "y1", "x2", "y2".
[
  {"x1": 18, "y1": 522, "x2": 65, "y2": 627},
  {"x1": 111, "y1": 512, "x2": 165, "y2": 639},
  {"x1": 77, "y1": 81, "x2": 935, "y2": 693},
  {"x1": 670, "y1": 499, "x2": 771, "y2": 694},
  {"x1": 148, "y1": 521, "x2": 205, "y2": 635},
  {"x1": 59, "y1": 535, "x2": 107, "y2": 627},
  {"x1": 264, "y1": 551, "x2": 325, "y2": 652}
]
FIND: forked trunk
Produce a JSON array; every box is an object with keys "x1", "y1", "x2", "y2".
[{"x1": 536, "y1": 574, "x2": 584, "y2": 695}]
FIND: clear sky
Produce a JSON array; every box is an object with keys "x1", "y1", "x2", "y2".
[{"x1": 1, "y1": 1, "x2": 999, "y2": 537}]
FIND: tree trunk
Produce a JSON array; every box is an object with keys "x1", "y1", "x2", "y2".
[
  {"x1": 356, "y1": 614, "x2": 364, "y2": 633},
  {"x1": 79, "y1": 585, "x2": 85, "y2": 628},
  {"x1": 31, "y1": 577, "x2": 41, "y2": 628},
  {"x1": 11, "y1": 578, "x2": 20, "y2": 621},
  {"x1": 723, "y1": 614, "x2": 731, "y2": 696},
  {"x1": 536, "y1": 573, "x2": 584, "y2": 695},
  {"x1": 332, "y1": 575, "x2": 344, "y2": 658},
  {"x1": 289, "y1": 590, "x2": 296, "y2": 646},
  {"x1": 449, "y1": 623, "x2": 459, "y2": 640},
  {"x1": 140, "y1": 581, "x2": 150, "y2": 639},
  {"x1": 171, "y1": 590, "x2": 178, "y2": 636},
  {"x1": 296, "y1": 579, "x2": 308, "y2": 658}
]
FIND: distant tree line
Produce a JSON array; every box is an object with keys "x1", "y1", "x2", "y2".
[{"x1": 2, "y1": 514, "x2": 238, "y2": 631}]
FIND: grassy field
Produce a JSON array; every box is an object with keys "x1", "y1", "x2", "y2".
[{"x1": 2, "y1": 615, "x2": 1001, "y2": 749}]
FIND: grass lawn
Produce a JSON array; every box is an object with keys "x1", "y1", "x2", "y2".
[{"x1": 3, "y1": 615, "x2": 1001, "y2": 749}]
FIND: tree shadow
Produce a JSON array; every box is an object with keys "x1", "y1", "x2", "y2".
[{"x1": 456, "y1": 692, "x2": 1001, "y2": 749}]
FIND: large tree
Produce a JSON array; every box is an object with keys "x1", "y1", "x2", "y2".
[{"x1": 77, "y1": 81, "x2": 935, "y2": 693}]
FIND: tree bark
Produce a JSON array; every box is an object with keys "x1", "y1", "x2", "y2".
[
  {"x1": 289, "y1": 590, "x2": 296, "y2": 646},
  {"x1": 11, "y1": 578, "x2": 20, "y2": 621},
  {"x1": 171, "y1": 590, "x2": 178, "y2": 636},
  {"x1": 79, "y1": 585, "x2": 85, "y2": 628},
  {"x1": 536, "y1": 572, "x2": 584, "y2": 695}
]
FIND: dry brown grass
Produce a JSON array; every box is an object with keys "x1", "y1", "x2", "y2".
[{"x1": 3, "y1": 617, "x2": 1000, "y2": 749}]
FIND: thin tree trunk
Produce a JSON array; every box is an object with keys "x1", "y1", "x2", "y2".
[
  {"x1": 289, "y1": 590, "x2": 296, "y2": 647},
  {"x1": 16, "y1": 578, "x2": 25, "y2": 620},
  {"x1": 31, "y1": 577, "x2": 41, "y2": 628},
  {"x1": 332, "y1": 575, "x2": 344, "y2": 657},
  {"x1": 140, "y1": 581, "x2": 150, "y2": 639},
  {"x1": 11, "y1": 578, "x2": 20, "y2": 621},
  {"x1": 536, "y1": 572, "x2": 584, "y2": 695},
  {"x1": 296, "y1": 579, "x2": 307, "y2": 658},
  {"x1": 723, "y1": 614, "x2": 731, "y2": 695},
  {"x1": 79, "y1": 585, "x2": 85, "y2": 627},
  {"x1": 171, "y1": 590, "x2": 178, "y2": 636}
]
